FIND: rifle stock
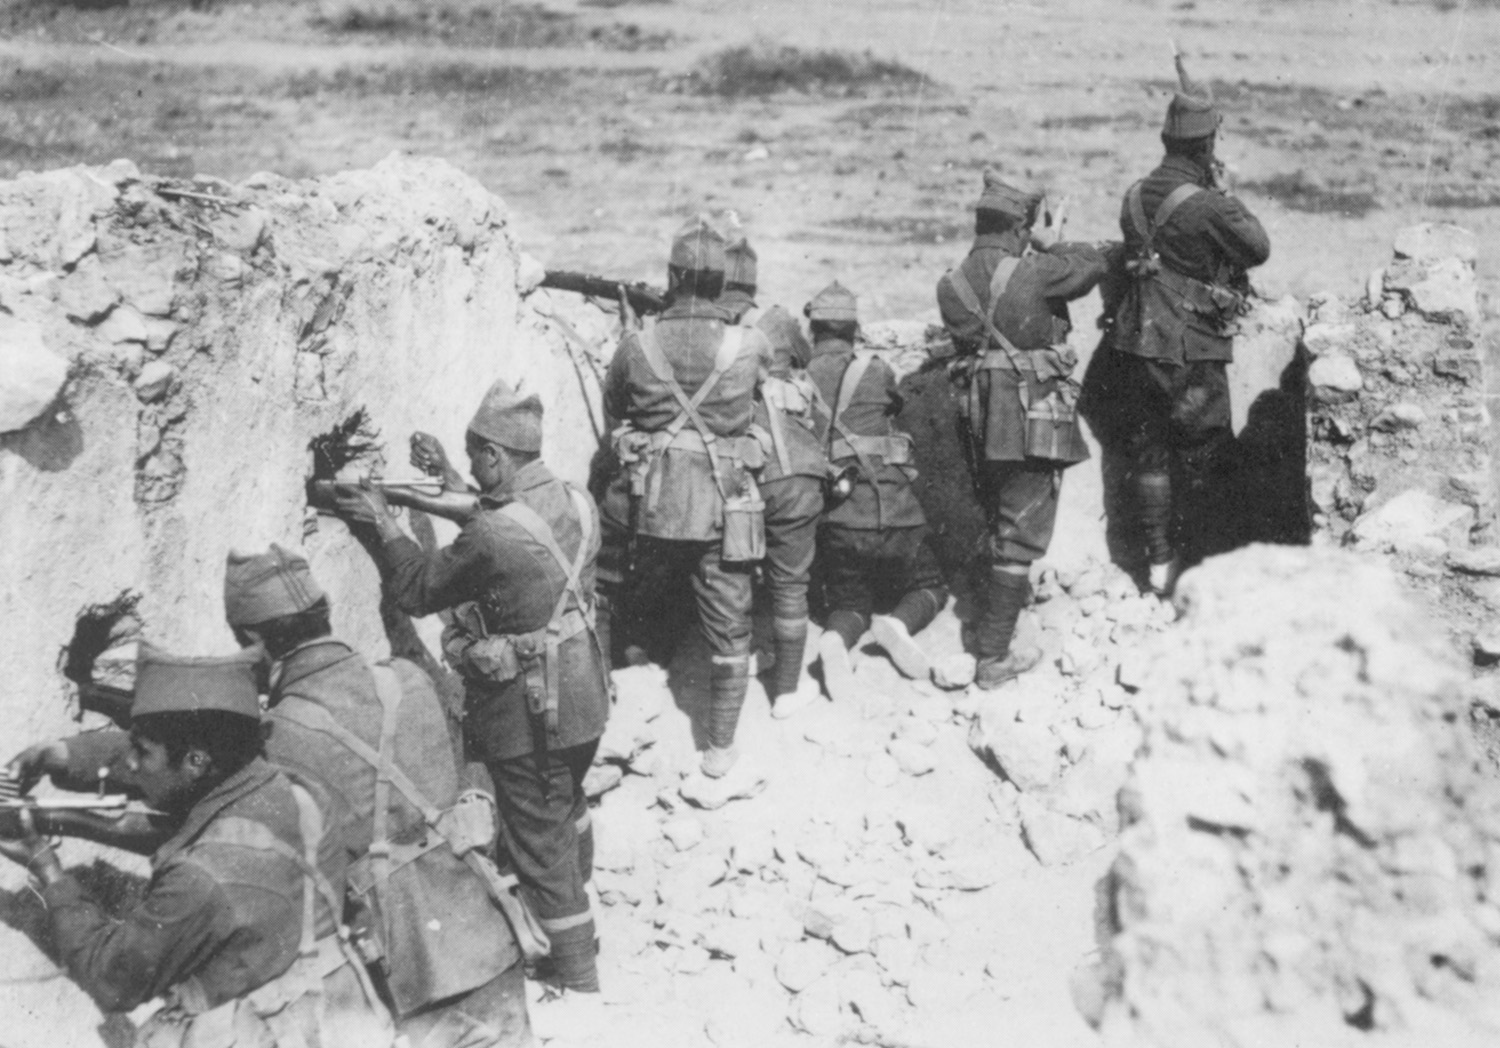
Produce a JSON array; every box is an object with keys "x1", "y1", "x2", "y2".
[
  {"x1": 541, "y1": 270, "x2": 668, "y2": 316},
  {"x1": 307, "y1": 479, "x2": 481, "y2": 525}
]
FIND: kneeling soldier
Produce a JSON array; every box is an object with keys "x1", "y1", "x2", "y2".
[{"x1": 805, "y1": 281, "x2": 948, "y2": 699}]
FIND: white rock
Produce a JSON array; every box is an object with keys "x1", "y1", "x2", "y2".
[
  {"x1": 1381, "y1": 295, "x2": 1405, "y2": 319},
  {"x1": 515, "y1": 252, "x2": 546, "y2": 294},
  {"x1": 1308, "y1": 354, "x2": 1363, "y2": 397},
  {"x1": 1371, "y1": 403, "x2": 1426, "y2": 431},
  {"x1": 1365, "y1": 267, "x2": 1385, "y2": 308},
  {"x1": 887, "y1": 739, "x2": 937, "y2": 776},
  {"x1": 1350, "y1": 490, "x2": 1474, "y2": 555},
  {"x1": 832, "y1": 912, "x2": 874, "y2": 954},
  {"x1": 97, "y1": 303, "x2": 149, "y2": 344},
  {"x1": 776, "y1": 939, "x2": 835, "y2": 992},
  {"x1": 731, "y1": 824, "x2": 775, "y2": 873},
  {"x1": 1409, "y1": 256, "x2": 1478, "y2": 324},
  {"x1": 662, "y1": 816, "x2": 705, "y2": 851},
  {"x1": 931, "y1": 652, "x2": 976, "y2": 690},
  {"x1": 895, "y1": 717, "x2": 939, "y2": 747},
  {"x1": 789, "y1": 977, "x2": 848, "y2": 1038},
  {"x1": 133, "y1": 360, "x2": 177, "y2": 403},
  {"x1": 0, "y1": 317, "x2": 68, "y2": 432},
  {"x1": 973, "y1": 717, "x2": 1061, "y2": 792},
  {"x1": 1018, "y1": 794, "x2": 1106, "y2": 866},
  {"x1": 1301, "y1": 322, "x2": 1357, "y2": 358},
  {"x1": 1473, "y1": 632, "x2": 1500, "y2": 664},
  {"x1": 582, "y1": 763, "x2": 622, "y2": 798},
  {"x1": 1393, "y1": 222, "x2": 1477, "y2": 266},
  {"x1": 1449, "y1": 548, "x2": 1500, "y2": 576},
  {"x1": 874, "y1": 935, "x2": 917, "y2": 985},
  {"x1": 865, "y1": 752, "x2": 901, "y2": 787},
  {"x1": 674, "y1": 945, "x2": 711, "y2": 975},
  {"x1": 1116, "y1": 651, "x2": 1151, "y2": 692}
]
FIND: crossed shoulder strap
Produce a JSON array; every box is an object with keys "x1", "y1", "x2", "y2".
[
  {"x1": 636, "y1": 322, "x2": 746, "y2": 502},
  {"x1": 1127, "y1": 180, "x2": 1203, "y2": 248},
  {"x1": 827, "y1": 350, "x2": 890, "y2": 528}
]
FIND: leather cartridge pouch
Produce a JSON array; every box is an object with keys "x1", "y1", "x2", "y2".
[
  {"x1": 1024, "y1": 383, "x2": 1090, "y2": 465},
  {"x1": 721, "y1": 474, "x2": 766, "y2": 564}
]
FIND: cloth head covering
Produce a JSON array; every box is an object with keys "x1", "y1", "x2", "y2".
[
  {"x1": 974, "y1": 170, "x2": 1043, "y2": 222},
  {"x1": 132, "y1": 642, "x2": 262, "y2": 720},
  {"x1": 669, "y1": 215, "x2": 726, "y2": 274},
  {"x1": 224, "y1": 544, "x2": 326, "y2": 627},
  {"x1": 724, "y1": 235, "x2": 758, "y2": 289},
  {"x1": 468, "y1": 378, "x2": 543, "y2": 452},
  {"x1": 1163, "y1": 48, "x2": 1220, "y2": 138},
  {"x1": 805, "y1": 281, "x2": 858, "y2": 323},
  {"x1": 759, "y1": 305, "x2": 813, "y2": 373}
]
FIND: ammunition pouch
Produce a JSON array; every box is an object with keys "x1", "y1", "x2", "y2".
[
  {"x1": 1155, "y1": 265, "x2": 1248, "y2": 329},
  {"x1": 721, "y1": 483, "x2": 766, "y2": 564},
  {"x1": 1024, "y1": 382, "x2": 1090, "y2": 465},
  {"x1": 829, "y1": 432, "x2": 915, "y2": 468},
  {"x1": 446, "y1": 607, "x2": 594, "y2": 687}
]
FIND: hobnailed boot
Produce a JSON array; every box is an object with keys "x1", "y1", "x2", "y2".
[
  {"x1": 974, "y1": 566, "x2": 1041, "y2": 690},
  {"x1": 870, "y1": 587, "x2": 942, "y2": 681}
]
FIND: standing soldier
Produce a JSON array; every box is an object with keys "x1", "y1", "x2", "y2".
[
  {"x1": 1086, "y1": 52, "x2": 1270, "y2": 594},
  {"x1": 719, "y1": 234, "x2": 828, "y2": 719},
  {"x1": 0, "y1": 645, "x2": 394, "y2": 1048},
  {"x1": 805, "y1": 281, "x2": 947, "y2": 700},
  {"x1": 333, "y1": 379, "x2": 610, "y2": 996},
  {"x1": 596, "y1": 217, "x2": 774, "y2": 808},
  {"x1": 936, "y1": 173, "x2": 1106, "y2": 688}
]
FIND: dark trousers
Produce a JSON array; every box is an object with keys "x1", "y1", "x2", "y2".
[
  {"x1": 762, "y1": 475, "x2": 824, "y2": 622},
  {"x1": 485, "y1": 740, "x2": 598, "y2": 932},
  {"x1": 820, "y1": 524, "x2": 948, "y2": 645},
  {"x1": 396, "y1": 961, "x2": 532, "y2": 1048},
  {"x1": 977, "y1": 460, "x2": 1061, "y2": 564}
]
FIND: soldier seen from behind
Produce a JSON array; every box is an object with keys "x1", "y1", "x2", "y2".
[
  {"x1": 936, "y1": 173, "x2": 1105, "y2": 688},
  {"x1": 718, "y1": 233, "x2": 830, "y2": 720},
  {"x1": 1081, "y1": 48, "x2": 1270, "y2": 595},
  {"x1": 806, "y1": 281, "x2": 948, "y2": 700},
  {"x1": 596, "y1": 217, "x2": 775, "y2": 809},
  {"x1": 333, "y1": 379, "x2": 610, "y2": 998}
]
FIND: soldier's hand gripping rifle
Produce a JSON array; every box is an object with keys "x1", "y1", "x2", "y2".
[
  {"x1": 0, "y1": 769, "x2": 169, "y2": 855},
  {"x1": 308, "y1": 477, "x2": 481, "y2": 526},
  {"x1": 541, "y1": 270, "x2": 669, "y2": 318}
]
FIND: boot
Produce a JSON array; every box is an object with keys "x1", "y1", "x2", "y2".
[
  {"x1": 974, "y1": 566, "x2": 1041, "y2": 690},
  {"x1": 871, "y1": 588, "x2": 942, "y2": 680},
  {"x1": 816, "y1": 628, "x2": 859, "y2": 704},
  {"x1": 705, "y1": 653, "x2": 750, "y2": 753},
  {"x1": 543, "y1": 918, "x2": 600, "y2": 992},
  {"x1": 680, "y1": 751, "x2": 768, "y2": 809},
  {"x1": 768, "y1": 616, "x2": 810, "y2": 699}
]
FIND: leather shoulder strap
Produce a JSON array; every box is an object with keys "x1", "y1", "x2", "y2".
[
  {"x1": 1127, "y1": 181, "x2": 1150, "y2": 244},
  {"x1": 987, "y1": 255, "x2": 1021, "y2": 302},
  {"x1": 832, "y1": 351, "x2": 876, "y2": 432},
  {"x1": 1153, "y1": 183, "x2": 1203, "y2": 234}
]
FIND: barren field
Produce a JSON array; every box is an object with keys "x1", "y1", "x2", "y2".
[{"x1": 3, "y1": 1, "x2": 1500, "y2": 1046}]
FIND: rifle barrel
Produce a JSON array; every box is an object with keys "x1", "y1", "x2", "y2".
[{"x1": 1, "y1": 795, "x2": 129, "y2": 810}]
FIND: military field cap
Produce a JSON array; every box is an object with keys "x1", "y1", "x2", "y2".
[
  {"x1": 724, "y1": 235, "x2": 758, "y2": 289},
  {"x1": 1163, "y1": 92, "x2": 1220, "y2": 138},
  {"x1": 805, "y1": 281, "x2": 858, "y2": 323},
  {"x1": 132, "y1": 642, "x2": 262, "y2": 720},
  {"x1": 224, "y1": 543, "x2": 326, "y2": 627},
  {"x1": 468, "y1": 377, "x2": 544, "y2": 453},
  {"x1": 669, "y1": 215, "x2": 727, "y2": 273},
  {"x1": 760, "y1": 305, "x2": 812, "y2": 371},
  {"x1": 975, "y1": 170, "x2": 1043, "y2": 221}
]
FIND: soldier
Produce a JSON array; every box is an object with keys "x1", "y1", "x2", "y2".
[
  {"x1": 224, "y1": 546, "x2": 535, "y2": 1045},
  {"x1": 1084, "y1": 56, "x2": 1270, "y2": 594},
  {"x1": 805, "y1": 281, "x2": 948, "y2": 700},
  {"x1": 719, "y1": 234, "x2": 828, "y2": 719},
  {"x1": 333, "y1": 379, "x2": 609, "y2": 995},
  {"x1": 936, "y1": 173, "x2": 1106, "y2": 688},
  {"x1": 595, "y1": 217, "x2": 774, "y2": 809},
  {"x1": 0, "y1": 645, "x2": 393, "y2": 1048}
]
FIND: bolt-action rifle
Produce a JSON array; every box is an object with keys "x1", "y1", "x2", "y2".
[
  {"x1": 306, "y1": 477, "x2": 481, "y2": 525},
  {"x1": 0, "y1": 771, "x2": 169, "y2": 854},
  {"x1": 540, "y1": 271, "x2": 668, "y2": 317}
]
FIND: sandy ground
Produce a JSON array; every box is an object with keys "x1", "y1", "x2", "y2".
[{"x1": 0, "y1": 0, "x2": 1497, "y2": 1044}]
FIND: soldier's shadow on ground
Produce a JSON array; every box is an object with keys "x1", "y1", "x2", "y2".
[{"x1": 0, "y1": 859, "x2": 147, "y2": 1048}]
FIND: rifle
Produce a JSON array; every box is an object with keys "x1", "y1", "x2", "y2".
[
  {"x1": 0, "y1": 773, "x2": 169, "y2": 854},
  {"x1": 541, "y1": 270, "x2": 669, "y2": 317},
  {"x1": 307, "y1": 478, "x2": 481, "y2": 525}
]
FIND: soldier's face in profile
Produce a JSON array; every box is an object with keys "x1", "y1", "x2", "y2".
[
  {"x1": 126, "y1": 731, "x2": 206, "y2": 813},
  {"x1": 466, "y1": 434, "x2": 504, "y2": 492}
]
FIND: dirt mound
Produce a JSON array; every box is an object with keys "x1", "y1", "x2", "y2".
[
  {"x1": 1083, "y1": 544, "x2": 1500, "y2": 1047},
  {"x1": 0, "y1": 153, "x2": 600, "y2": 1047}
]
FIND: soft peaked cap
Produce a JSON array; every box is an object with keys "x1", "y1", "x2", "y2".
[
  {"x1": 975, "y1": 171, "x2": 1043, "y2": 221},
  {"x1": 669, "y1": 215, "x2": 726, "y2": 273},
  {"x1": 468, "y1": 378, "x2": 544, "y2": 452},
  {"x1": 724, "y1": 236, "x2": 758, "y2": 288},
  {"x1": 224, "y1": 543, "x2": 326, "y2": 627},
  {"x1": 132, "y1": 642, "x2": 262, "y2": 719},
  {"x1": 1164, "y1": 48, "x2": 1220, "y2": 139},
  {"x1": 806, "y1": 281, "x2": 858, "y2": 323}
]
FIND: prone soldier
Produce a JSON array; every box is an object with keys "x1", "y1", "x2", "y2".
[
  {"x1": 718, "y1": 234, "x2": 829, "y2": 719},
  {"x1": 1082, "y1": 53, "x2": 1270, "y2": 594},
  {"x1": 334, "y1": 379, "x2": 610, "y2": 996},
  {"x1": 936, "y1": 173, "x2": 1106, "y2": 688},
  {"x1": 805, "y1": 281, "x2": 948, "y2": 699},
  {"x1": 1, "y1": 646, "x2": 394, "y2": 1048}
]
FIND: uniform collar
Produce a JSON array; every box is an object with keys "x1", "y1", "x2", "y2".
[
  {"x1": 271, "y1": 637, "x2": 356, "y2": 700},
  {"x1": 1159, "y1": 153, "x2": 1212, "y2": 185},
  {"x1": 971, "y1": 230, "x2": 1026, "y2": 256},
  {"x1": 812, "y1": 336, "x2": 855, "y2": 359},
  {"x1": 661, "y1": 296, "x2": 732, "y2": 322},
  {"x1": 153, "y1": 757, "x2": 279, "y2": 869},
  {"x1": 718, "y1": 290, "x2": 756, "y2": 321},
  {"x1": 478, "y1": 459, "x2": 555, "y2": 507}
]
